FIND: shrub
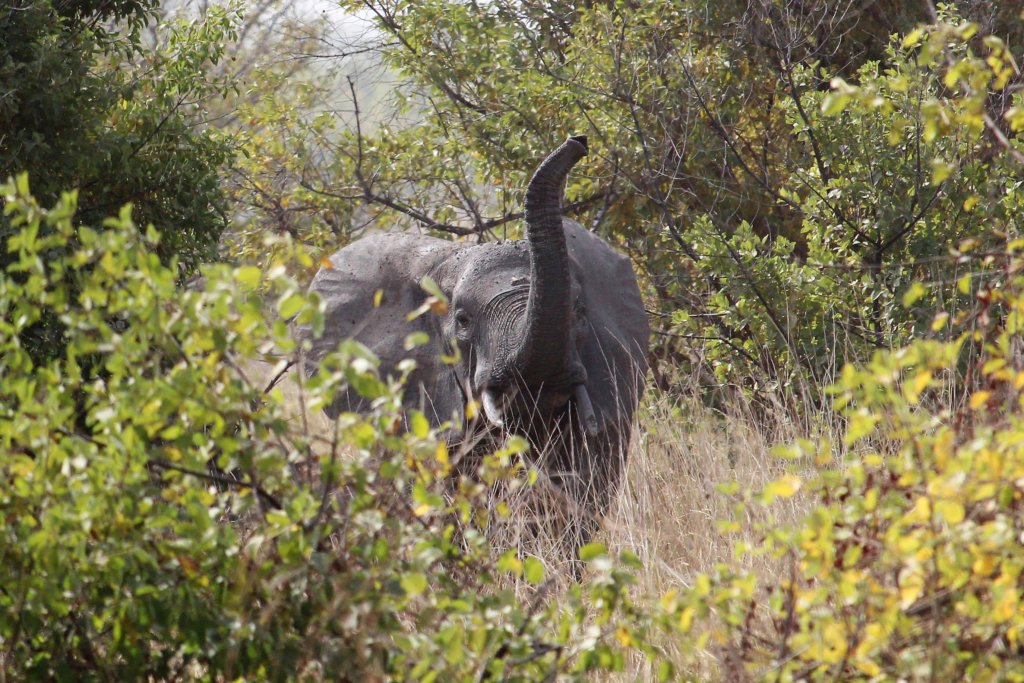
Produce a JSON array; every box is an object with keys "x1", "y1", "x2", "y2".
[
  {"x1": 674, "y1": 243, "x2": 1024, "y2": 679},
  {"x1": 0, "y1": 178, "x2": 677, "y2": 681}
]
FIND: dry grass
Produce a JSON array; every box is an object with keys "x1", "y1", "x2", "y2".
[
  {"x1": 608, "y1": 393, "x2": 818, "y2": 586},
  {"x1": 599, "y1": 393, "x2": 831, "y2": 680}
]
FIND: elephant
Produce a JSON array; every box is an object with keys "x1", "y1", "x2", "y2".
[{"x1": 295, "y1": 136, "x2": 649, "y2": 550}]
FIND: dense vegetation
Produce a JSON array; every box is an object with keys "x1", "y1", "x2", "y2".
[
  {"x1": 3, "y1": 0, "x2": 1024, "y2": 680},
  {"x1": 1, "y1": 0, "x2": 232, "y2": 362}
]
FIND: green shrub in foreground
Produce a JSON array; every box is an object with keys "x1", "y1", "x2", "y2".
[
  {"x1": 0, "y1": 177, "x2": 675, "y2": 681},
  {"x1": 679, "y1": 248, "x2": 1024, "y2": 680}
]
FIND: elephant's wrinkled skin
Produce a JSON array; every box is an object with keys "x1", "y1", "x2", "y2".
[{"x1": 296, "y1": 137, "x2": 649, "y2": 547}]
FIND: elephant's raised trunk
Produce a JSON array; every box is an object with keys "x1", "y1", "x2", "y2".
[{"x1": 516, "y1": 135, "x2": 587, "y2": 387}]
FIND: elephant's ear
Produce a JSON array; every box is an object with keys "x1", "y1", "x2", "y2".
[
  {"x1": 564, "y1": 219, "x2": 650, "y2": 430},
  {"x1": 296, "y1": 232, "x2": 467, "y2": 428}
]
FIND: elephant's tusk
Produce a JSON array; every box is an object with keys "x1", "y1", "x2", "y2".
[
  {"x1": 573, "y1": 384, "x2": 599, "y2": 437},
  {"x1": 481, "y1": 389, "x2": 506, "y2": 428}
]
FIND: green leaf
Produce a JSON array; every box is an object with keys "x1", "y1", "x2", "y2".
[
  {"x1": 820, "y1": 91, "x2": 850, "y2": 116},
  {"x1": 236, "y1": 266, "x2": 262, "y2": 288},
  {"x1": 404, "y1": 331, "x2": 430, "y2": 350},
  {"x1": 409, "y1": 410, "x2": 430, "y2": 438},
  {"x1": 497, "y1": 549, "x2": 523, "y2": 576},
  {"x1": 524, "y1": 556, "x2": 545, "y2": 584},
  {"x1": 930, "y1": 158, "x2": 955, "y2": 184},
  {"x1": 902, "y1": 282, "x2": 928, "y2": 307},
  {"x1": 401, "y1": 572, "x2": 428, "y2": 596},
  {"x1": 845, "y1": 410, "x2": 880, "y2": 445},
  {"x1": 579, "y1": 542, "x2": 607, "y2": 561},
  {"x1": 277, "y1": 292, "x2": 305, "y2": 318},
  {"x1": 419, "y1": 275, "x2": 448, "y2": 304}
]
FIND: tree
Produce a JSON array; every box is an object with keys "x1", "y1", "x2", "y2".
[{"x1": 1, "y1": 0, "x2": 235, "y2": 361}]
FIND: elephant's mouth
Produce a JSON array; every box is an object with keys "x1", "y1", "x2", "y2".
[
  {"x1": 480, "y1": 385, "x2": 519, "y2": 428},
  {"x1": 477, "y1": 382, "x2": 598, "y2": 437}
]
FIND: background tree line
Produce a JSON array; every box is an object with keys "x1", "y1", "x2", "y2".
[{"x1": 228, "y1": 0, "x2": 1024, "y2": 413}]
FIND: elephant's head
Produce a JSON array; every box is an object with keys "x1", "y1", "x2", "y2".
[
  {"x1": 441, "y1": 136, "x2": 591, "y2": 432},
  {"x1": 300, "y1": 136, "x2": 647, "y2": 446}
]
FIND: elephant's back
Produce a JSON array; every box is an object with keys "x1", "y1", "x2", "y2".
[{"x1": 318, "y1": 233, "x2": 459, "y2": 291}]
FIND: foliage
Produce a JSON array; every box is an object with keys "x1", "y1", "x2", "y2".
[
  {"x1": 0, "y1": 179, "x2": 679, "y2": 681},
  {"x1": 1, "y1": 0, "x2": 236, "y2": 361},
  {"x1": 8, "y1": 2, "x2": 1024, "y2": 680},
  {"x1": 666, "y1": 239, "x2": 1024, "y2": 679}
]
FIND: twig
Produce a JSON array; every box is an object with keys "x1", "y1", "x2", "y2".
[{"x1": 148, "y1": 459, "x2": 283, "y2": 510}]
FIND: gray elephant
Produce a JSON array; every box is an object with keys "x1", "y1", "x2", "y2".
[{"x1": 296, "y1": 136, "x2": 649, "y2": 547}]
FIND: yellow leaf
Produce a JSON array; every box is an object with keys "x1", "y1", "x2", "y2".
[
  {"x1": 899, "y1": 567, "x2": 925, "y2": 608},
  {"x1": 970, "y1": 391, "x2": 992, "y2": 410},
  {"x1": 993, "y1": 583, "x2": 1019, "y2": 622},
  {"x1": 856, "y1": 659, "x2": 881, "y2": 677},
  {"x1": 904, "y1": 370, "x2": 932, "y2": 403},
  {"x1": 764, "y1": 474, "x2": 802, "y2": 499},
  {"x1": 821, "y1": 622, "x2": 848, "y2": 663},
  {"x1": 678, "y1": 606, "x2": 695, "y2": 632},
  {"x1": 934, "y1": 429, "x2": 954, "y2": 470},
  {"x1": 982, "y1": 358, "x2": 1007, "y2": 376},
  {"x1": 902, "y1": 282, "x2": 928, "y2": 307},
  {"x1": 958, "y1": 273, "x2": 972, "y2": 294},
  {"x1": 973, "y1": 554, "x2": 996, "y2": 576},
  {"x1": 413, "y1": 503, "x2": 432, "y2": 517},
  {"x1": 935, "y1": 499, "x2": 965, "y2": 524},
  {"x1": 427, "y1": 296, "x2": 448, "y2": 315},
  {"x1": 911, "y1": 496, "x2": 932, "y2": 523},
  {"x1": 931, "y1": 158, "x2": 955, "y2": 184},
  {"x1": 615, "y1": 627, "x2": 635, "y2": 647},
  {"x1": 902, "y1": 28, "x2": 924, "y2": 49}
]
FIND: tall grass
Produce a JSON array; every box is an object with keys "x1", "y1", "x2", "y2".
[{"x1": 604, "y1": 393, "x2": 830, "y2": 679}]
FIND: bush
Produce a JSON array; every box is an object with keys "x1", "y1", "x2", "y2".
[
  {"x1": 674, "y1": 245, "x2": 1024, "y2": 679},
  {"x1": 0, "y1": 178, "x2": 678, "y2": 681}
]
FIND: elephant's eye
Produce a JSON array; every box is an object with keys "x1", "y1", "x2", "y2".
[{"x1": 454, "y1": 310, "x2": 471, "y2": 330}]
